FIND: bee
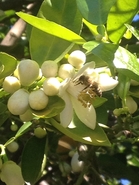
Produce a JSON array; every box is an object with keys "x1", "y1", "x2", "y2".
[{"x1": 74, "y1": 75, "x2": 102, "y2": 97}]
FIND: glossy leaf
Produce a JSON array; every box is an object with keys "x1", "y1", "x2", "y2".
[
  {"x1": 125, "y1": 24, "x2": 139, "y2": 40},
  {"x1": 15, "y1": 122, "x2": 32, "y2": 138},
  {"x1": 29, "y1": 0, "x2": 83, "y2": 65},
  {"x1": 91, "y1": 43, "x2": 118, "y2": 68},
  {"x1": 107, "y1": 0, "x2": 139, "y2": 43},
  {"x1": 113, "y1": 46, "x2": 139, "y2": 81},
  {"x1": 0, "y1": 52, "x2": 17, "y2": 79},
  {"x1": 83, "y1": 41, "x2": 99, "y2": 53},
  {"x1": 76, "y1": 0, "x2": 116, "y2": 25},
  {"x1": 32, "y1": 96, "x2": 65, "y2": 118},
  {"x1": 116, "y1": 73, "x2": 130, "y2": 100},
  {"x1": 21, "y1": 136, "x2": 46, "y2": 184},
  {"x1": 51, "y1": 114, "x2": 111, "y2": 147},
  {"x1": 16, "y1": 12, "x2": 85, "y2": 59}
]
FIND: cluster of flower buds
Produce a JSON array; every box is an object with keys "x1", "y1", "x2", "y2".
[{"x1": 2, "y1": 50, "x2": 86, "y2": 122}]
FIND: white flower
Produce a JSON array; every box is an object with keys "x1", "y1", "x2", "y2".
[{"x1": 59, "y1": 62, "x2": 118, "y2": 130}]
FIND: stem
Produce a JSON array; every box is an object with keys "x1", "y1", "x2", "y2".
[
  {"x1": 90, "y1": 166, "x2": 108, "y2": 185},
  {"x1": 74, "y1": 165, "x2": 88, "y2": 185}
]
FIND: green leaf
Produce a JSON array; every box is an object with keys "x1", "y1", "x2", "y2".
[
  {"x1": 15, "y1": 122, "x2": 32, "y2": 138},
  {"x1": 51, "y1": 114, "x2": 111, "y2": 147},
  {"x1": 0, "y1": 102, "x2": 9, "y2": 127},
  {"x1": 113, "y1": 46, "x2": 139, "y2": 81},
  {"x1": 16, "y1": 12, "x2": 85, "y2": 46},
  {"x1": 116, "y1": 73, "x2": 130, "y2": 100},
  {"x1": 29, "y1": 0, "x2": 83, "y2": 65},
  {"x1": 127, "y1": 154, "x2": 139, "y2": 167},
  {"x1": 21, "y1": 136, "x2": 46, "y2": 184},
  {"x1": 76, "y1": 0, "x2": 116, "y2": 25},
  {"x1": 91, "y1": 43, "x2": 118, "y2": 71},
  {"x1": 83, "y1": 41, "x2": 99, "y2": 53},
  {"x1": 107, "y1": 0, "x2": 139, "y2": 43},
  {"x1": 32, "y1": 96, "x2": 65, "y2": 118},
  {"x1": 129, "y1": 86, "x2": 139, "y2": 98},
  {"x1": 92, "y1": 97, "x2": 107, "y2": 108},
  {"x1": 125, "y1": 24, "x2": 139, "y2": 40},
  {"x1": 0, "y1": 52, "x2": 17, "y2": 79}
]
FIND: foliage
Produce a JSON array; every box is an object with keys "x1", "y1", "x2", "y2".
[{"x1": 1, "y1": 0, "x2": 139, "y2": 184}]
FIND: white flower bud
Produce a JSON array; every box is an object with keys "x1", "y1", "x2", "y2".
[
  {"x1": 0, "y1": 161, "x2": 24, "y2": 185},
  {"x1": 19, "y1": 109, "x2": 33, "y2": 122},
  {"x1": 3, "y1": 76, "x2": 21, "y2": 94},
  {"x1": 41, "y1": 60, "x2": 58, "y2": 77},
  {"x1": 6, "y1": 141, "x2": 19, "y2": 153},
  {"x1": 29, "y1": 89, "x2": 49, "y2": 110},
  {"x1": 71, "y1": 152, "x2": 84, "y2": 172},
  {"x1": 43, "y1": 77, "x2": 60, "y2": 96},
  {"x1": 126, "y1": 96, "x2": 137, "y2": 114},
  {"x1": 68, "y1": 50, "x2": 86, "y2": 69},
  {"x1": 7, "y1": 89, "x2": 29, "y2": 115},
  {"x1": 18, "y1": 59, "x2": 39, "y2": 86},
  {"x1": 58, "y1": 64, "x2": 75, "y2": 79}
]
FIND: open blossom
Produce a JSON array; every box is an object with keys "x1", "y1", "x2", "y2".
[{"x1": 59, "y1": 61, "x2": 118, "y2": 130}]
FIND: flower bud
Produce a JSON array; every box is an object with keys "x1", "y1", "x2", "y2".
[
  {"x1": 68, "y1": 50, "x2": 86, "y2": 69},
  {"x1": 71, "y1": 152, "x2": 84, "y2": 172},
  {"x1": 59, "y1": 162, "x2": 71, "y2": 176},
  {"x1": 6, "y1": 141, "x2": 19, "y2": 153},
  {"x1": 10, "y1": 124, "x2": 18, "y2": 131},
  {"x1": 29, "y1": 89, "x2": 49, "y2": 110},
  {"x1": 43, "y1": 77, "x2": 60, "y2": 96},
  {"x1": 41, "y1": 60, "x2": 58, "y2": 77},
  {"x1": 3, "y1": 76, "x2": 21, "y2": 94},
  {"x1": 19, "y1": 109, "x2": 33, "y2": 122},
  {"x1": 58, "y1": 64, "x2": 75, "y2": 79},
  {"x1": 0, "y1": 161, "x2": 24, "y2": 185},
  {"x1": 18, "y1": 59, "x2": 39, "y2": 86},
  {"x1": 7, "y1": 89, "x2": 29, "y2": 115},
  {"x1": 126, "y1": 96, "x2": 137, "y2": 114},
  {"x1": 34, "y1": 127, "x2": 47, "y2": 138}
]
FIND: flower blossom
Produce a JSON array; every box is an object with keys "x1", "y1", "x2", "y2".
[{"x1": 59, "y1": 61, "x2": 118, "y2": 130}]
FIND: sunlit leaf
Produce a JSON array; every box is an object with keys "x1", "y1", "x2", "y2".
[
  {"x1": 127, "y1": 154, "x2": 139, "y2": 167},
  {"x1": 76, "y1": 0, "x2": 116, "y2": 25},
  {"x1": 15, "y1": 122, "x2": 32, "y2": 138},
  {"x1": 29, "y1": 0, "x2": 83, "y2": 65},
  {"x1": 16, "y1": 12, "x2": 85, "y2": 46},
  {"x1": 0, "y1": 52, "x2": 17, "y2": 79},
  {"x1": 51, "y1": 114, "x2": 111, "y2": 146},
  {"x1": 107, "y1": 0, "x2": 139, "y2": 43},
  {"x1": 125, "y1": 24, "x2": 139, "y2": 40},
  {"x1": 113, "y1": 46, "x2": 139, "y2": 81}
]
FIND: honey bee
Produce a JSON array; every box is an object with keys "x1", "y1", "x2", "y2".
[{"x1": 75, "y1": 75, "x2": 102, "y2": 97}]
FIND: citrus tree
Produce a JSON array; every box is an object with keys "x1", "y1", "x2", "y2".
[{"x1": 0, "y1": 0, "x2": 139, "y2": 184}]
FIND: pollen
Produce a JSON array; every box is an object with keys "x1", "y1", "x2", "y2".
[{"x1": 74, "y1": 75, "x2": 102, "y2": 107}]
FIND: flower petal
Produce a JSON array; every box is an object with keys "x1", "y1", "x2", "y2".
[
  {"x1": 73, "y1": 61, "x2": 95, "y2": 78},
  {"x1": 70, "y1": 96, "x2": 96, "y2": 129},
  {"x1": 60, "y1": 92, "x2": 73, "y2": 128},
  {"x1": 58, "y1": 78, "x2": 71, "y2": 97},
  {"x1": 98, "y1": 73, "x2": 118, "y2": 91}
]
